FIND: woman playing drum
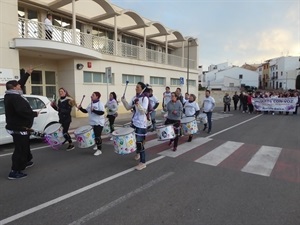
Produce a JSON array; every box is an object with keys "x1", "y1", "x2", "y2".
[
  {"x1": 183, "y1": 94, "x2": 200, "y2": 142},
  {"x1": 105, "y1": 92, "x2": 118, "y2": 140},
  {"x1": 165, "y1": 92, "x2": 183, "y2": 151},
  {"x1": 77, "y1": 91, "x2": 105, "y2": 156},
  {"x1": 121, "y1": 82, "x2": 149, "y2": 171}
]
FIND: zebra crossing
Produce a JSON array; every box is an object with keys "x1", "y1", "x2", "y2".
[{"x1": 141, "y1": 133, "x2": 300, "y2": 184}]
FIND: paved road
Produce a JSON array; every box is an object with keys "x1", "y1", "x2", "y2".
[{"x1": 0, "y1": 109, "x2": 299, "y2": 225}]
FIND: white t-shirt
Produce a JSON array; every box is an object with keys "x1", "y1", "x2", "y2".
[
  {"x1": 184, "y1": 101, "x2": 200, "y2": 117},
  {"x1": 149, "y1": 95, "x2": 159, "y2": 111},
  {"x1": 85, "y1": 101, "x2": 105, "y2": 126},
  {"x1": 45, "y1": 18, "x2": 53, "y2": 32},
  {"x1": 128, "y1": 96, "x2": 148, "y2": 128},
  {"x1": 202, "y1": 96, "x2": 215, "y2": 112},
  {"x1": 163, "y1": 92, "x2": 172, "y2": 106}
]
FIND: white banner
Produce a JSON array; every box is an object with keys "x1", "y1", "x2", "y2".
[{"x1": 252, "y1": 97, "x2": 298, "y2": 112}]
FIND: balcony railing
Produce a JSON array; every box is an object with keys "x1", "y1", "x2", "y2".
[{"x1": 17, "y1": 17, "x2": 197, "y2": 69}]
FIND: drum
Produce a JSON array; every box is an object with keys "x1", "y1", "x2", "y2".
[
  {"x1": 102, "y1": 120, "x2": 111, "y2": 134},
  {"x1": 156, "y1": 124, "x2": 175, "y2": 140},
  {"x1": 74, "y1": 125, "x2": 95, "y2": 148},
  {"x1": 112, "y1": 128, "x2": 136, "y2": 155},
  {"x1": 44, "y1": 123, "x2": 65, "y2": 147},
  {"x1": 181, "y1": 117, "x2": 198, "y2": 135},
  {"x1": 198, "y1": 113, "x2": 208, "y2": 124}
]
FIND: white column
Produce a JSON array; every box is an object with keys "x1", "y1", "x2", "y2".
[
  {"x1": 181, "y1": 41, "x2": 185, "y2": 67},
  {"x1": 114, "y1": 15, "x2": 118, "y2": 55},
  {"x1": 165, "y1": 36, "x2": 168, "y2": 65},
  {"x1": 144, "y1": 27, "x2": 146, "y2": 60},
  {"x1": 72, "y1": 0, "x2": 76, "y2": 44}
]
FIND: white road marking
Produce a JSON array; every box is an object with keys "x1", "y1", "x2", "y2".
[
  {"x1": 0, "y1": 156, "x2": 165, "y2": 225},
  {"x1": 195, "y1": 141, "x2": 244, "y2": 166},
  {"x1": 159, "y1": 137, "x2": 212, "y2": 157},
  {"x1": 241, "y1": 146, "x2": 282, "y2": 176},
  {"x1": 68, "y1": 171, "x2": 174, "y2": 225}
]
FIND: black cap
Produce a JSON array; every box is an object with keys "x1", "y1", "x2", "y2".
[{"x1": 6, "y1": 80, "x2": 19, "y2": 90}]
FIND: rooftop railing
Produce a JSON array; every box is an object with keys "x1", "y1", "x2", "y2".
[{"x1": 18, "y1": 18, "x2": 197, "y2": 69}]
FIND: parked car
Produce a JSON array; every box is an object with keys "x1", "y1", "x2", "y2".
[{"x1": 0, "y1": 94, "x2": 59, "y2": 145}]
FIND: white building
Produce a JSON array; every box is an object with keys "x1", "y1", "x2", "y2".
[
  {"x1": 0, "y1": 0, "x2": 199, "y2": 117},
  {"x1": 268, "y1": 56, "x2": 300, "y2": 90},
  {"x1": 202, "y1": 63, "x2": 259, "y2": 90}
]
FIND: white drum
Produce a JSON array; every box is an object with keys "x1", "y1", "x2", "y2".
[
  {"x1": 181, "y1": 117, "x2": 198, "y2": 135},
  {"x1": 44, "y1": 123, "x2": 65, "y2": 147},
  {"x1": 156, "y1": 124, "x2": 175, "y2": 140},
  {"x1": 112, "y1": 128, "x2": 136, "y2": 155},
  {"x1": 74, "y1": 125, "x2": 95, "y2": 148},
  {"x1": 198, "y1": 113, "x2": 208, "y2": 124},
  {"x1": 102, "y1": 120, "x2": 111, "y2": 134}
]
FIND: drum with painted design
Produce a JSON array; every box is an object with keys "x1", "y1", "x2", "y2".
[
  {"x1": 44, "y1": 123, "x2": 65, "y2": 147},
  {"x1": 198, "y1": 113, "x2": 208, "y2": 124},
  {"x1": 181, "y1": 117, "x2": 198, "y2": 135},
  {"x1": 74, "y1": 125, "x2": 95, "y2": 148},
  {"x1": 112, "y1": 128, "x2": 136, "y2": 155},
  {"x1": 102, "y1": 120, "x2": 111, "y2": 134},
  {"x1": 156, "y1": 124, "x2": 175, "y2": 140}
]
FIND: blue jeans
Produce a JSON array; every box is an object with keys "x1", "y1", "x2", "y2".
[
  {"x1": 204, "y1": 111, "x2": 212, "y2": 131},
  {"x1": 135, "y1": 127, "x2": 147, "y2": 163}
]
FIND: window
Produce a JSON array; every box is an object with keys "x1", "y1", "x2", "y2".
[
  {"x1": 0, "y1": 98, "x2": 4, "y2": 115},
  {"x1": 229, "y1": 83, "x2": 234, "y2": 87},
  {"x1": 171, "y1": 78, "x2": 181, "y2": 86},
  {"x1": 281, "y1": 71, "x2": 283, "y2": 76},
  {"x1": 25, "y1": 97, "x2": 46, "y2": 110},
  {"x1": 122, "y1": 74, "x2": 143, "y2": 84},
  {"x1": 239, "y1": 74, "x2": 243, "y2": 79},
  {"x1": 83, "y1": 71, "x2": 113, "y2": 84},
  {"x1": 150, "y1": 76, "x2": 165, "y2": 86},
  {"x1": 187, "y1": 80, "x2": 196, "y2": 86}
]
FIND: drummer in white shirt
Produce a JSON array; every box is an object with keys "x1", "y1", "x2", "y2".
[
  {"x1": 183, "y1": 94, "x2": 200, "y2": 142},
  {"x1": 121, "y1": 82, "x2": 149, "y2": 171}
]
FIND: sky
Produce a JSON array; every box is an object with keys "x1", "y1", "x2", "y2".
[{"x1": 110, "y1": 0, "x2": 300, "y2": 70}]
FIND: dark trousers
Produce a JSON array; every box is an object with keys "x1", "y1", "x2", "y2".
[
  {"x1": 61, "y1": 121, "x2": 72, "y2": 144},
  {"x1": 165, "y1": 119, "x2": 180, "y2": 148},
  {"x1": 11, "y1": 133, "x2": 32, "y2": 171},
  {"x1": 204, "y1": 111, "x2": 212, "y2": 131},
  {"x1": 45, "y1": 30, "x2": 52, "y2": 40},
  {"x1": 107, "y1": 115, "x2": 116, "y2": 133},
  {"x1": 93, "y1": 125, "x2": 103, "y2": 150},
  {"x1": 223, "y1": 104, "x2": 230, "y2": 112},
  {"x1": 234, "y1": 101, "x2": 238, "y2": 110},
  {"x1": 248, "y1": 104, "x2": 254, "y2": 113},
  {"x1": 135, "y1": 127, "x2": 147, "y2": 163}
]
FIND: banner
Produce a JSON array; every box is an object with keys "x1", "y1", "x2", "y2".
[{"x1": 252, "y1": 97, "x2": 298, "y2": 112}]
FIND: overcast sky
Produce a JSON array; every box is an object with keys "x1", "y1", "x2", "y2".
[{"x1": 110, "y1": 0, "x2": 300, "y2": 70}]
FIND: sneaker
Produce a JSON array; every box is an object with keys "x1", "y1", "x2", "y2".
[
  {"x1": 8, "y1": 171, "x2": 27, "y2": 180},
  {"x1": 25, "y1": 161, "x2": 34, "y2": 169},
  {"x1": 202, "y1": 126, "x2": 207, "y2": 131},
  {"x1": 207, "y1": 130, "x2": 211, "y2": 134},
  {"x1": 110, "y1": 137, "x2": 113, "y2": 141},
  {"x1": 66, "y1": 144, "x2": 75, "y2": 151},
  {"x1": 134, "y1": 154, "x2": 140, "y2": 160},
  {"x1": 94, "y1": 150, "x2": 102, "y2": 156},
  {"x1": 93, "y1": 145, "x2": 98, "y2": 150},
  {"x1": 135, "y1": 163, "x2": 146, "y2": 171},
  {"x1": 172, "y1": 147, "x2": 177, "y2": 151}
]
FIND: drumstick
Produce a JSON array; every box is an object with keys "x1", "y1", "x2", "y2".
[
  {"x1": 122, "y1": 80, "x2": 129, "y2": 98},
  {"x1": 77, "y1": 95, "x2": 85, "y2": 110},
  {"x1": 38, "y1": 101, "x2": 50, "y2": 113}
]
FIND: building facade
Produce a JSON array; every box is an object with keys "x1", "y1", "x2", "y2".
[{"x1": 0, "y1": 0, "x2": 199, "y2": 117}]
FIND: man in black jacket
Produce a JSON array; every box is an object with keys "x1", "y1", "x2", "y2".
[{"x1": 4, "y1": 68, "x2": 38, "y2": 179}]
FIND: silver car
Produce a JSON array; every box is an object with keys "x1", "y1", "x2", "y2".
[{"x1": 0, "y1": 94, "x2": 59, "y2": 145}]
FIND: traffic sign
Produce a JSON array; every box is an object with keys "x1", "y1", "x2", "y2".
[{"x1": 180, "y1": 77, "x2": 184, "y2": 85}]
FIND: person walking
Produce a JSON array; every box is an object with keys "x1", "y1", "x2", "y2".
[
  {"x1": 232, "y1": 91, "x2": 239, "y2": 110},
  {"x1": 148, "y1": 88, "x2": 159, "y2": 131},
  {"x1": 165, "y1": 92, "x2": 183, "y2": 151},
  {"x1": 201, "y1": 90, "x2": 215, "y2": 134},
  {"x1": 5, "y1": 74, "x2": 39, "y2": 179},
  {"x1": 121, "y1": 82, "x2": 149, "y2": 170},
  {"x1": 53, "y1": 88, "x2": 76, "y2": 150},
  {"x1": 162, "y1": 86, "x2": 172, "y2": 112},
  {"x1": 223, "y1": 93, "x2": 231, "y2": 113},
  {"x1": 78, "y1": 91, "x2": 105, "y2": 156},
  {"x1": 183, "y1": 93, "x2": 200, "y2": 142},
  {"x1": 105, "y1": 92, "x2": 118, "y2": 140}
]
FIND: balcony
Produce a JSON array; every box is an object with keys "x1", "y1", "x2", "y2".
[{"x1": 17, "y1": 18, "x2": 197, "y2": 69}]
